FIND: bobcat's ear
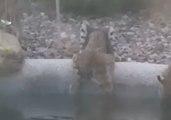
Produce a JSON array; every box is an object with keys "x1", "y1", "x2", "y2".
[{"x1": 80, "y1": 20, "x2": 90, "y2": 49}]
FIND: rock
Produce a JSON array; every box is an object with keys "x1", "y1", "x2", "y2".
[{"x1": 0, "y1": 30, "x2": 24, "y2": 75}]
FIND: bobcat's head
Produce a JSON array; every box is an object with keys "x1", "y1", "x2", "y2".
[{"x1": 79, "y1": 20, "x2": 115, "y2": 53}]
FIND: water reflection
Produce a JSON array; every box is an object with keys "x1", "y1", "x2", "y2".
[
  {"x1": 71, "y1": 83, "x2": 162, "y2": 120},
  {"x1": 0, "y1": 104, "x2": 24, "y2": 120},
  {"x1": 160, "y1": 96, "x2": 171, "y2": 120},
  {"x1": 72, "y1": 80, "x2": 115, "y2": 120},
  {"x1": 0, "y1": 80, "x2": 167, "y2": 120}
]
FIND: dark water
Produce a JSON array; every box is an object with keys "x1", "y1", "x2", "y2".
[
  {"x1": 0, "y1": 104, "x2": 24, "y2": 120},
  {"x1": 160, "y1": 97, "x2": 171, "y2": 120},
  {"x1": 0, "y1": 93, "x2": 170, "y2": 120},
  {"x1": 0, "y1": 82, "x2": 169, "y2": 120},
  {"x1": 72, "y1": 93, "x2": 115, "y2": 120}
]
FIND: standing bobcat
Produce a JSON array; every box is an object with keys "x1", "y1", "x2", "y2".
[{"x1": 70, "y1": 21, "x2": 115, "y2": 94}]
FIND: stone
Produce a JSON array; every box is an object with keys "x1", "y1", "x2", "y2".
[{"x1": 0, "y1": 30, "x2": 24, "y2": 75}]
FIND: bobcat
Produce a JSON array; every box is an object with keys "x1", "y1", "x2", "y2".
[
  {"x1": 157, "y1": 64, "x2": 171, "y2": 96},
  {"x1": 70, "y1": 21, "x2": 115, "y2": 94}
]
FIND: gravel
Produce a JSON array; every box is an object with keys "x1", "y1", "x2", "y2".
[{"x1": 20, "y1": 13, "x2": 171, "y2": 64}]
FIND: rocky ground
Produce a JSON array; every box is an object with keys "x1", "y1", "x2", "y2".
[{"x1": 20, "y1": 12, "x2": 171, "y2": 64}]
